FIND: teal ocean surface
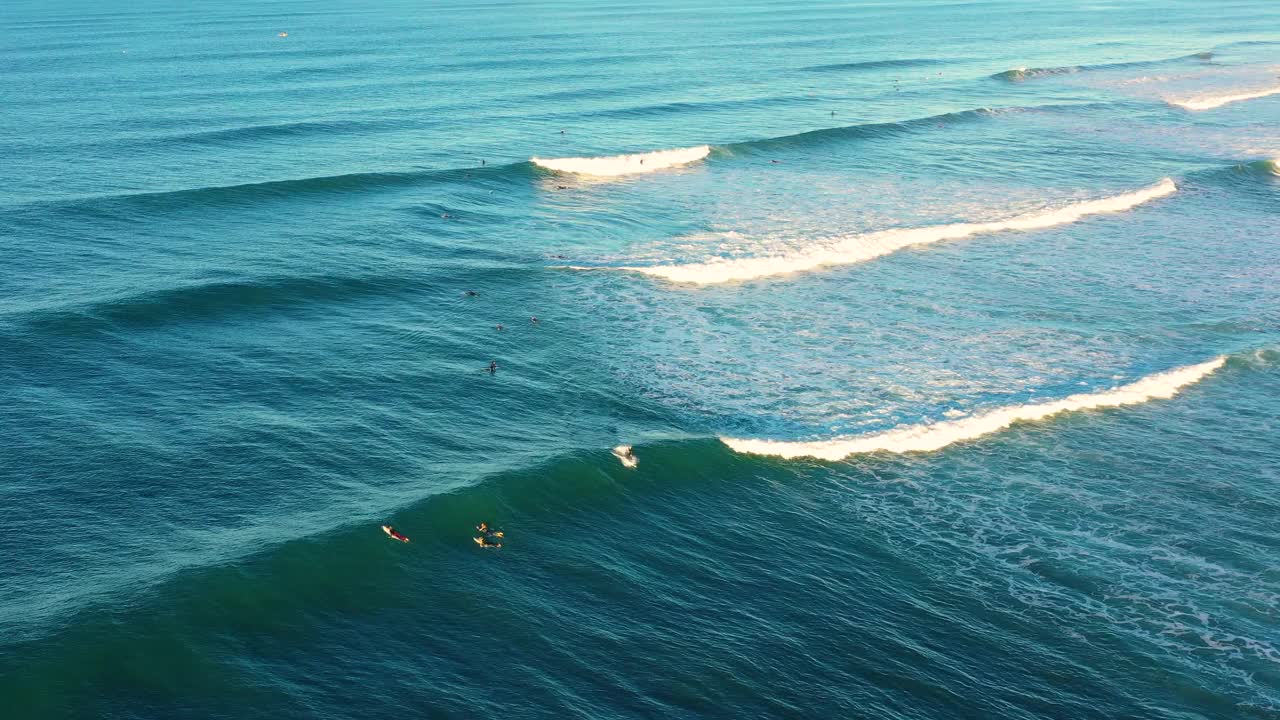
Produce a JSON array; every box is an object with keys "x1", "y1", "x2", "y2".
[{"x1": 2, "y1": 1, "x2": 1278, "y2": 717}]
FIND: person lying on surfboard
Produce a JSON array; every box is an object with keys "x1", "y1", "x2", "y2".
[
  {"x1": 474, "y1": 535, "x2": 502, "y2": 549},
  {"x1": 476, "y1": 522, "x2": 504, "y2": 538},
  {"x1": 382, "y1": 525, "x2": 410, "y2": 543}
]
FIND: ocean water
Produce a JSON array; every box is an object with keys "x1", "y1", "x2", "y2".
[{"x1": 1, "y1": 0, "x2": 1278, "y2": 717}]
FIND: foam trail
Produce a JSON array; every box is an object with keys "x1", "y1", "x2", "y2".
[
  {"x1": 723, "y1": 357, "x2": 1226, "y2": 460},
  {"x1": 1170, "y1": 86, "x2": 1280, "y2": 110},
  {"x1": 628, "y1": 179, "x2": 1176, "y2": 284},
  {"x1": 531, "y1": 145, "x2": 711, "y2": 177}
]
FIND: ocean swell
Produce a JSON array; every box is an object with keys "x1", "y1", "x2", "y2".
[
  {"x1": 722, "y1": 356, "x2": 1227, "y2": 460},
  {"x1": 624, "y1": 179, "x2": 1177, "y2": 284}
]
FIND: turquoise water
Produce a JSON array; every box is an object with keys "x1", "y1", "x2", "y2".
[{"x1": 2, "y1": 0, "x2": 1279, "y2": 717}]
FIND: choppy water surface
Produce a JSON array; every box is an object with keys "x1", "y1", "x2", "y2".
[{"x1": 1, "y1": 1, "x2": 1278, "y2": 718}]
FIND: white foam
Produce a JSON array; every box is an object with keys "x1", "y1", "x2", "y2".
[
  {"x1": 531, "y1": 145, "x2": 711, "y2": 177},
  {"x1": 1169, "y1": 85, "x2": 1280, "y2": 110},
  {"x1": 627, "y1": 179, "x2": 1177, "y2": 284},
  {"x1": 722, "y1": 356, "x2": 1226, "y2": 460}
]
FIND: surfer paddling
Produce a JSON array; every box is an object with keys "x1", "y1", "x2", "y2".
[
  {"x1": 382, "y1": 525, "x2": 410, "y2": 543},
  {"x1": 475, "y1": 522, "x2": 504, "y2": 548}
]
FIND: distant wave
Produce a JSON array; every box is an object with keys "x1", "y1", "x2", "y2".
[
  {"x1": 531, "y1": 146, "x2": 711, "y2": 177},
  {"x1": 992, "y1": 51, "x2": 1212, "y2": 82},
  {"x1": 622, "y1": 179, "x2": 1176, "y2": 284},
  {"x1": 1168, "y1": 85, "x2": 1280, "y2": 110},
  {"x1": 4, "y1": 274, "x2": 421, "y2": 336},
  {"x1": 992, "y1": 66, "x2": 1083, "y2": 82},
  {"x1": 6, "y1": 105, "x2": 1099, "y2": 214},
  {"x1": 801, "y1": 58, "x2": 945, "y2": 73},
  {"x1": 722, "y1": 356, "x2": 1226, "y2": 460},
  {"x1": 3, "y1": 163, "x2": 530, "y2": 215}
]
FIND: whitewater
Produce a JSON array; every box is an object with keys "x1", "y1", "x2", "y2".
[
  {"x1": 722, "y1": 356, "x2": 1227, "y2": 460},
  {"x1": 531, "y1": 146, "x2": 711, "y2": 177},
  {"x1": 1169, "y1": 85, "x2": 1280, "y2": 110},
  {"x1": 624, "y1": 179, "x2": 1177, "y2": 284}
]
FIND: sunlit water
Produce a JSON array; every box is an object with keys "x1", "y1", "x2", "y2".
[{"x1": 2, "y1": 1, "x2": 1278, "y2": 717}]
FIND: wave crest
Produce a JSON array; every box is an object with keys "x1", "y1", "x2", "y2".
[
  {"x1": 531, "y1": 145, "x2": 711, "y2": 177},
  {"x1": 722, "y1": 356, "x2": 1226, "y2": 460},
  {"x1": 624, "y1": 179, "x2": 1177, "y2": 284},
  {"x1": 993, "y1": 66, "x2": 1081, "y2": 82},
  {"x1": 992, "y1": 52, "x2": 1213, "y2": 82}
]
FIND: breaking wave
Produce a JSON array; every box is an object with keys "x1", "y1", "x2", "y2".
[
  {"x1": 531, "y1": 145, "x2": 711, "y2": 177},
  {"x1": 623, "y1": 179, "x2": 1177, "y2": 284},
  {"x1": 722, "y1": 356, "x2": 1227, "y2": 460},
  {"x1": 1168, "y1": 85, "x2": 1280, "y2": 110},
  {"x1": 992, "y1": 52, "x2": 1213, "y2": 82}
]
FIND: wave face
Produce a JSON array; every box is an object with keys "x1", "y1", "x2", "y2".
[
  {"x1": 1169, "y1": 85, "x2": 1280, "y2": 110},
  {"x1": 625, "y1": 179, "x2": 1177, "y2": 284},
  {"x1": 801, "y1": 58, "x2": 944, "y2": 72},
  {"x1": 531, "y1": 145, "x2": 711, "y2": 177},
  {"x1": 723, "y1": 356, "x2": 1226, "y2": 460}
]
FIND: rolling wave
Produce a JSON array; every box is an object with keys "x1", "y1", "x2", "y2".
[
  {"x1": 3, "y1": 163, "x2": 529, "y2": 215},
  {"x1": 1168, "y1": 85, "x2": 1280, "y2": 110},
  {"x1": 531, "y1": 145, "x2": 711, "y2": 177},
  {"x1": 5, "y1": 274, "x2": 423, "y2": 336},
  {"x1": 6, "y1": 104, "x2": 1097, "y2": 214},
  {"x1": 1232, "y1": 158, "x2": 1280, "y2": 178},
  {"x1": 992, "y1": 51, "x2": 1213, "y2": 81},
  {"x1": 727, "y1": 106, "x2": 1010, "y2": 154},
  {"x1": 801, "y1": 58, "x2": 945, "y2": 72},
  {"x1": 621, "y1": 179, "x2": 1177, "y2": 284},
  {"x1": 722, "y1": 356, "x2": 1227, "y2": 460}
]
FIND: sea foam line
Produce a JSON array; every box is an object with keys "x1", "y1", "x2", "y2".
[
  {"x1": 531, "y1": 145, "x2": 711, "y2": 177},
  {"x1": 1169, "y1": 86, "x2": 1280, "y2": 110},
  {"x1": 625, "y1": 179, "x2": 1177, "y2": 284},
  {"x1": 721, "y1": 356, "x2": 1226, "y2": 460}
]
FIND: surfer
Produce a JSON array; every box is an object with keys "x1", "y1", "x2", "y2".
[
  {"x1": 495, "y1": 323, "x2": 504, "y2": 331},
  {"x1": 474, "y1": 535, "x2": 502, "y2": 549},
  {"x1": 530, "y1": 316, "x2": 539, "y2": 324},
  {"x1": 477, "y1": 522, "x2": 504, "y2": 538},
  {"x1": 612, "y1": 444, "x2": 638, "y2": 468},
  {"x1": 487, "y1": 360, "x2": 498, "y2": 374},
  {"x1": 464, "y1": 290, "x2": 479, "y2": 297},
  {"x1": 382, "y1": 525, "x2": 410, "y2": 543}
]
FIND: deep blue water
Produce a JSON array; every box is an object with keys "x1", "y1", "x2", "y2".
[{"x1": 2, "y1": 1, "x2": 1278, "y2": 718}]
